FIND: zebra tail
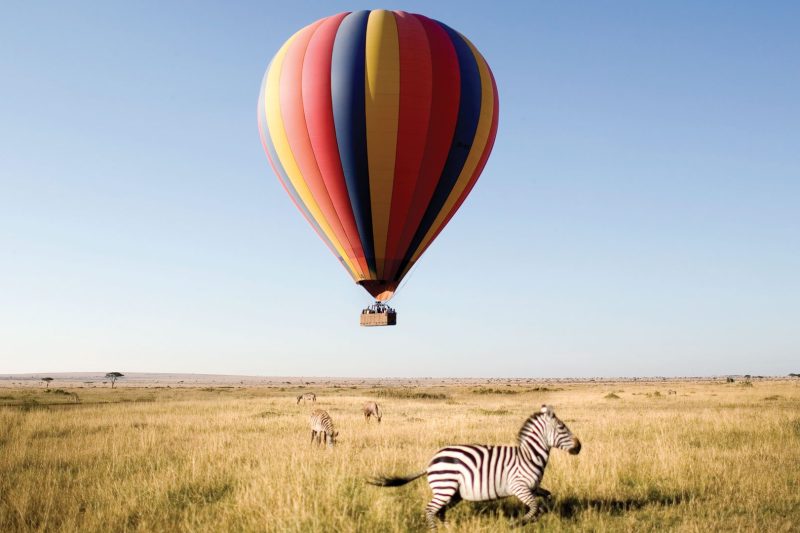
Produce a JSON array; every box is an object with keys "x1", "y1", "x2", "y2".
[{"x1": 367, "y1": 471, "x2": 426, "y2": 487}]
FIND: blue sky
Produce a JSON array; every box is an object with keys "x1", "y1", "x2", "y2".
[{"x1": 1, "y1": 1, "x2": 798, "y2": 377}]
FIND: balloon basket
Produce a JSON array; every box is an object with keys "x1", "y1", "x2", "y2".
[{"x1": 360, "y1": 302, "x2": 397, "y2": 327}]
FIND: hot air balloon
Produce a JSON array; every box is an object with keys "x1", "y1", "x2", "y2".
[{"x1": 257, "y1": 10, "x2": 499, "y2": 326}]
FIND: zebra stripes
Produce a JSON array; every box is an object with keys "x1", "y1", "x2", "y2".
[
  {"x1": 297, "y1": 392, "x2": 317, "y2": 404},
  {"x1": 309, "y1": 409, "x2": 338, "y2": 448},
  {"x1": 369, "y1": 405, "x2": 581, "y2": 528}
]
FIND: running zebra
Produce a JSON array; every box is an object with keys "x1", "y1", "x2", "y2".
[
  {"x1": 309, "y1": 409, "x2": 338, "y2": 448},
  {"x1": 362, "y1": 401, "x2": 382, "y2": 423},
  {"x1": 368, "y1": 405, "x2": 581, "y2": 528},
  {"x1": 296, "y1": 392, "x2": 316, "y2": 404}
]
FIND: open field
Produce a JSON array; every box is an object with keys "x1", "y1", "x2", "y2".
[{"x1": 1, "y1": 377, "x2": 799, "y2": 532}]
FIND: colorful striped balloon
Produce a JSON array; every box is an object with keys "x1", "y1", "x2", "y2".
[{"x1": 257, "y1": 10, "x2": 499, "y2": 302}]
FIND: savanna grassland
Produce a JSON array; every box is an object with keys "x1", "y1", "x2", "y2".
[{"x1": 1, "y1": 378, "x2": 799, "y2": 532}]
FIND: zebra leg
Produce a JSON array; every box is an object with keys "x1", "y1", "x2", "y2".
[
  {"x1": 424, "y1": 484, "x2": 459, "y2": 529},
  {"x1": 310, "y1": 430, "x2": 316, "y2": 445},
  {"x1": 435, "y1": 493, "x2": 461, "y2": 524},
  {"x1": 510, "y1": 486, "x2": 542, "y2": 525},
  {"x1": 533, "y1": 486, "x2": 553, "y2": 512}
]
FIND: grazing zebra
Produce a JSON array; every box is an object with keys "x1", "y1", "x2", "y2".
[
  {"x1": 362, "y1": 401, "x2": 382, "y2": 423},
  {"x1": 296, "y1": 392, "x2": 316, "y2": 404},
  {"x1": 368, "y1": 405, "x2": 580, "y2": 528},
  {"x1": 309, "y1": 409, "x2": 338, "y2": 448}
]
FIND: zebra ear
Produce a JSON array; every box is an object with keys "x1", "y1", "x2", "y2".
[{"x1": 541, "y1": 405, "x2": 554, "y2": 417}]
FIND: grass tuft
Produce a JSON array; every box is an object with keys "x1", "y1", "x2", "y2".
[
  {"x1": 472, "y1": 388, "x2": 520, "y2": 395},
  {"x1": 17, "y1": 399, "x2": 48, "y2": 412},
  {"x1": 476, "y1": 408, "x2": 511, "y2": 416},
  {"x1": 255, "y1": 410, "x2": 282, "y2": 418},
  {"x1": 374, "y1": 388, "x2": 449, "y2": 400},
  {"x1": 167, "y1": 480, "x2": 234, "y2": 508}
]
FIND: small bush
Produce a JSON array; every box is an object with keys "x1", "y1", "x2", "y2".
[
  {"x1": 763, "y1": 395, "x2": 781, "y2": 401},
  {"x1": 604, "y1": 393, "x2": 621, "y2": 400}
]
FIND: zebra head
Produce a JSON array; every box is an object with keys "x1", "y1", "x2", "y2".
[
  {"x1": 540, "y1": 405, "x2": 581, "y2": 455},
  {"x1": 327, "y1": 431, "x2": 340, "y2": 448}
]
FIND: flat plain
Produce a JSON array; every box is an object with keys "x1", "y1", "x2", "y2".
[{"x1": 1, "y1": 376, "x2": 798, "y2": 532}]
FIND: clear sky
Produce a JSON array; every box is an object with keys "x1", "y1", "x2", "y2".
[{"x1": 1, "y1": 1, "x2": 798, "y2": 377}]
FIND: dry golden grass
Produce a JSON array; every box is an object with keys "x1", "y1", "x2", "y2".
[{"x1": 1, "y1": 379, "x2": 799, "y2": 532}]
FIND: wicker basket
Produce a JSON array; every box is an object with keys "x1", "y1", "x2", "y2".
[{"x1": 360, "y1": 311, "x2": 397, "y2": 327}]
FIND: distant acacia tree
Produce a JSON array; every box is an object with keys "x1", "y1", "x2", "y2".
[
  {"x1": 41, "y1": 377, "x2": 53, "y2": 388},
  {"x1": 105, "y1": 372, "x2": 124, "y2": 388}
]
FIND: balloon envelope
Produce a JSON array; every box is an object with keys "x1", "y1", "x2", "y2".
[{"x1": 258, "y1": 10, "x2": 498, "y2": 301}]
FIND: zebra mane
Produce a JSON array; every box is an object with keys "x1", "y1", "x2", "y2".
[{"x1": 516, "y1": 411, "x2": 546, "y2": 446}]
